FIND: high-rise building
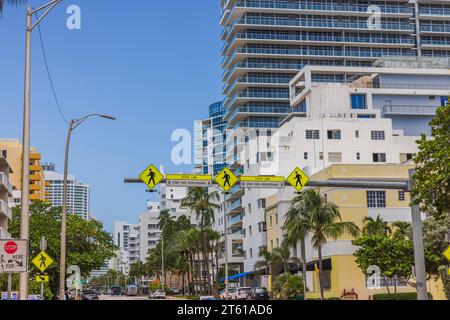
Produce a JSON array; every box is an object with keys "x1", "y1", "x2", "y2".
[
  {"x1": 43, "y1": 163, "x2": 91, "y2": 220},
  {"x1": 113, "y1": 221, "x2": 140, "y2": 275},
  {"x1": 220, "y1": 0, "x2": 450, "y2": 133},
  {"x1": 0, "y1": 139, "x2": 47, "y2": 205},
  {"x1": 0, "y1": 156, "x2": 13, "y2": 239},
  {"x1": 139, "y1": 202, "x2": 162, "y2": 262}
]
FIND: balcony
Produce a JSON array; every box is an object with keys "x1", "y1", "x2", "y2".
[
  {"x1": 0, "y1": 227, "x2": 11, "y2": 240},
  {"x1": 30, "y1": 184, "x2": 42, "y2": 191},
  {"x1": 0, "y1": 172, "x2": 13, "y2": 196},
  {"x1": 29, "y1": 165, "x2": 42, "y2": 172},
  {"x1": 383, "y1": 105, "x2": 439, "y2": 116},
  {"x1": 233, "y1": 1, "x2": 412, "y2": 16},
  {"x1": 30, "y1": 153, "x2": 41, "y2": 160},
  {"x1": 227, "y1": 199, "x2": 243, "y2": 214},
  {"x1": 233, "y1": 17, "x2": 414, "y2": 33},
  {"x1": 29, "y1": 174, "x2": 42, "y2": 181},
  {"x1": 228, "y1": 215, "x2": 243, "y2": 227},
  {"x1": 0, "y1": 199, "x2": 12, "y2": 221}
]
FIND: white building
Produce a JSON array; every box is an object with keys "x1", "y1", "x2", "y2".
[
  {"x1": 225, "y1": 61, "x2": 449, "y2": 273},
  {"x1": 113, "y1": 221, "x2": 140, "y2": 275},
  {"x1": 139, "y1": 202, "x2": 162, "y2": 262},
  {"x1": 0, "y1": 156, "x2": 13, "y2": 239},
  {"x1": 44, "y1": 163, "x2": 91, "y2": 220}
]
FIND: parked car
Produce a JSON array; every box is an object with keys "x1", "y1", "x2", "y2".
[
  {"x1": 81, "y1": 290, "x2": 99, "y2": 301},
  {"x1": 111, "y1": 286, "x2": 122, "y2": 296},
  {"x1": 235, "y1": 287, "x2": 252, "y2": 300},
  {"x1": 149, "y1": 290, "x2": 167, "y2": 299},
  {"x1": 228, "y1": 288, "x2": 239, "y2": 300},
  {"x1": 247, "y1": 287, "x2": 270, "y2": 300},
  {"x1": 126, "y1": 285, "x2": 139, "y2": 297}
]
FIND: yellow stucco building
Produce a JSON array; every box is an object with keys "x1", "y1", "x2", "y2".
[
  {"x1": 0, "y1": 139, "x2": 47, "y2": 202},
  {"x1": 265, "y1": 163, "x2": 446, "y2": 300}
]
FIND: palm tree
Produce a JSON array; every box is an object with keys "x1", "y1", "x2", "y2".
[
  {"x1": 254, "y1": 249, "x2": 274, "y2": 276},
  {"x1": 363, "y1": 215, "x2": 392, "y2": 236},
  {"x1": 283, "y1": 189, "x2": 360, "y2": 300},
  {"x1": 391, "y1": 221, "x2": 411, "y2": 240},
  {"x1": 0, "y1": 0, "x2": 26, "y2": 15},
  {"x1": 181, "y1": 187, "x2": 220, "y2": 295}
]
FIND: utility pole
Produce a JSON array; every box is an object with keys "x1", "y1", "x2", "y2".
[
  {"x1": 409, "y1": 169, "x2": 428, "y2": 300},
  {"x1": 223, "y1": 193, "x2": 229, "y2": 297},
  {"x1": 20, "y1": 1, "x2": 63, "y2": 300},
  {"x1": 161, "y1": 235, "x2": 165, "y2": 291},
  {"x1": 40, "y1": 236, "x2": 47, "y2": 300}
]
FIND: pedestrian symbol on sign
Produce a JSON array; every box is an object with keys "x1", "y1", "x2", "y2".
[
  {"x1": 286, "y1": 167, "x2": 310, "y2": 193},
  {"x1": 32, "y1": 251, "x2": 54, "y2": 273},
  {"x1": 214, "y1": 168, "x2": 238, "y2": 193}
]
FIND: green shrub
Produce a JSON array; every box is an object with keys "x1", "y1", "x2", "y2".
[{"x1": 373, "y1": 293, "x2": 433, "y2": 300}]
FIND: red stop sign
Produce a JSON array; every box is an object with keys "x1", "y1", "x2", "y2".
[{"x1": 4, "y1": 241, "x2": 18, "y2": 255}]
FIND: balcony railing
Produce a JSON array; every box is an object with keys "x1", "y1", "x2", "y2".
[
  {"x1": 233, "y1": 1, "x2": 412, "y2": 15},
  {"x1": 383, "y1": 105, "x2": 439, "y2": 116},
  {"x1": 348, "y1": 82, "x2": 450, "y2": 90},
  {"x1": 228, "y1": 215, "x2": 243, "y2": 226},
  {"x1": 419, "y1": 7, "x2": 450, "y2": 16},
  {"x1": 234, "y1": 17, "x2": 414, "y2": 32},
  {"x1": 0, "y1": 227, "x2": 11, "y2": 240},
  {"x1": 0, "y1": 172, "x2": 13, "y2": 196},
  {"x1": 0, "y1": 199, "x2": 12, "y2": 221},
  {"x1": 232, "y1": 46, "x2": 415, "y2": 59},
  {"x1": 228, "y1": 199, "x2": 242, "y2": 212},
  {"x1": 232, "y1": 32, "x2": 413, "y2": 45}
]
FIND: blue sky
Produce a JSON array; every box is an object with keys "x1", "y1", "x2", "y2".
[{"x1": 0, "y1": 0, "x2": 223, "y2": 231}]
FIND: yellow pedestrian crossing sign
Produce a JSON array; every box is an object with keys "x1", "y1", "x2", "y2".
[
  {"x1": 32, "y1": 251, "x2": 54, "y2": 273},
  {"x1": 215, "y1": 168, "x2": 238, "y2": 193},
  {"x1": 139, "y1": 164, "x2": 164, "y2": 191},
  {"x1": 36, "y1": 274, "x2": 49, "y2": 283},
  {"x1": 443, "y1": 246, "x2": 450, "y2": 263},
  {"x1": 286, "y1": 167, "x2": 310, "y2": 192}
]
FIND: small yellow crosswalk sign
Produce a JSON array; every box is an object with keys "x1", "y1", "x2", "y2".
[
  {"x1": 443, "y1": 245, "x2": 450, "y2": 263},
  {"x1": 139, "y1": 164, "x2": 164, "y2": 191},
  {"x1": 286, "y1": 167, "x2": 310, "y2": 192},
  {"x1": 215, "y1": 168, "x2": 238, "y2": 193},
  {"x1": 36, "y1": 274, "x2": 49, "y2": 283},
  {"x1": 32, "y1": 251, "x2": 54, "y2": 273}
]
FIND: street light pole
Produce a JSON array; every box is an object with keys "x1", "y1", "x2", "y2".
[
  {"x1": 19, "y1": 0, "x2": 63, "y2": 301},
  {"x1": 58, "y1": 114, "x2": 115, "y2": 300}
]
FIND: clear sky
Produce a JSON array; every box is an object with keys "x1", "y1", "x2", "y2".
[{"x1": 0, "y1": 0, "x2": 223, "y2": 231}]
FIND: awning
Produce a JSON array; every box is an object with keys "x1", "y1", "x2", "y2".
[
  {"x1": 306, "y1": 258, "x2": 332, "y2": 272},
  {"x1": 220, "y1": 272, "x2": 253, "y2": 283}
]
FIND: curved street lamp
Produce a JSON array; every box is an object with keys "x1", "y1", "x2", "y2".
[{"x1": 59, "y1": 114, "x2": 116, "y2": 300}]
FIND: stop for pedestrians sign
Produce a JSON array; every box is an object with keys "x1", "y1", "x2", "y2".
[{"x1": 0, "y1": 240, "x2": 29, "y2": 273}]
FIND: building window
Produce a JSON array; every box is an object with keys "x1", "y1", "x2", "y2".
[
  {"x1": 357, "y1": 153, "x2": 361, "y2": 160},
  {"x1": 275, "y1": 214, "x2": 278, "y2": 225},
  {"x1": 406, "y1": 153, "x2": 413, "y2": 161},
  {"x1": 371, "y1": 131, "x2": 386, "y2": 140},
  {"x1": 367, "y1": 191, "x2": 386, "y2": 208},
  {"x1": 249, "y1": 226, "x2": 252, "y2": 236},
  {"x1": 258, "y1": 222, "x2": 267, "y2": 232},
  {"x1": 257, "y1": 198, "x2": 266, "y2": 209},
  {"x1": 319, "y1": 152, "x2": 324, "y2": 161},
  {"x1": 351, "y1": 94, "x2": 367, "y2": 109},
  {"x1": 320, "y1": 270, "x2": 332, "y2": 289},
  {"x1": 1, "y1": 150, "x2": 6, "y2": 158},
  {"x1": 327, "y1": 130, "x2": 341, "y2": 140},
  {"x1": 328, "y1": 152, "x2": 342, "y2": 163},
  {"x1": 270, "y1": 216, "x2": 273, "y2": 227},
  {"x1": 250, "y1": 249, "x2": 253, "y2": 259},
  {"x1": 355, "y1": 130, "x2": 359, "y2": 138},
  {"x1": 306, "y1": 130, "x2": 320, "y2": 140},
  {"x1": 304, "y1": 152, "x2": 308, "y2": 160},
  {"x1": 373, "y1": 153, "x2": 387, "y2": 163},
  {"x1": 398, "y1": 191, "x2": 406, "y2": 202}
]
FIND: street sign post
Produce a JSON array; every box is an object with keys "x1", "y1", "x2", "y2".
[
  {"x1": 0, "y1": 240, "x2": 29, "y2": 273},
  {"x1": 166, "y1": 174, "x2": 212, "y2": 187},
  {"x1": 240, "y1": 176, "x2": 285, "y2": 189},
  {"x1": 286, "y1": 167, "x2": 310, "y2": 192},
  {"x1": 139, "y1": 164, "x2": 164, "y2": 191},
  {"x1": 32, "y1": 251, "x2": 54, "y2": 273},
  {"x1": 214, "y1": 168, "x2": 238, "y2": 193}
]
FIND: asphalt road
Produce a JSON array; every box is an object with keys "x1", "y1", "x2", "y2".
[{"x1": 99, "y1": 295, "x2": 185, "y2": 301}]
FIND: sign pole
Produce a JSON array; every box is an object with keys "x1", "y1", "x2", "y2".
[
  {"x1": 7, "y1": 273, "x2": 12, "y2": 300},
  {"x1": 223, "y1": 192, "x2": 229, "y2": 298}
]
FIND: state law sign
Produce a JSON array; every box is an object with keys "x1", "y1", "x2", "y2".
[{"x1": 0, "y1": 240, "x2": 29, "y2": 273}]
